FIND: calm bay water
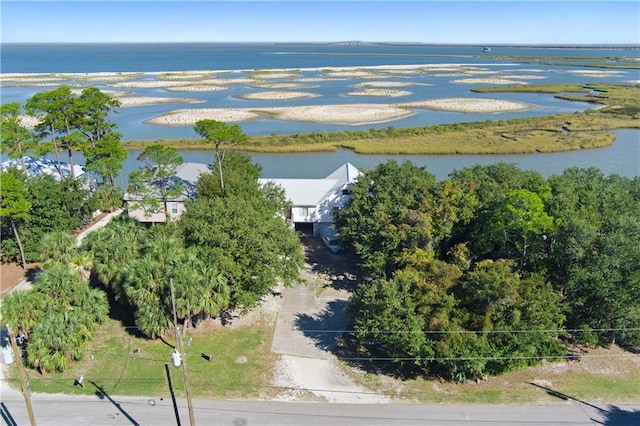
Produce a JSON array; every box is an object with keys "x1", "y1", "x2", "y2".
[
  {"x1": 4, "y1": 43, "x2": 637, "y2": 73},
  {"x1": 1, "y1": 43, "x2": 639, "y2": 178}
]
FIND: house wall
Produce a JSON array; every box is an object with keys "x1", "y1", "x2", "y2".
[{"x1": 288, "y1": 186, "x2": 352, "y2": 237}]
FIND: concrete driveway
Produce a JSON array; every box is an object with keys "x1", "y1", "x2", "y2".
[{"x1": 270, "y1": 237, "x2": 386, "y2": 403}]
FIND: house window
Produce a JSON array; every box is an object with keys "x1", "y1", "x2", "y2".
[
  {"x1": 171, "y1": 203, "x2": 179, "y2": 214},
  {"x1": 300, "y1": 207, "x2": 309, "y2": 217}
]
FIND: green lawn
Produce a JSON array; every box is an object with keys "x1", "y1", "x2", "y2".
[
  {"x1": 6, "y1": 314, "x2": 639, "y2": 404},
  {"x1": 15, "y1": 318, "x2": 277, "y2": 400}
]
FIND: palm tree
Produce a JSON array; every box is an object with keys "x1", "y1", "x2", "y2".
[
  {"x1": 0, "y1": 290, "x2": 45, "y2": 340},
  {"x1": 70, "y1": 252, "x2": 94, "y2": 282},
  {"x1": 135, "y1": 303, "x2": 170, "y2": 339},
  {"x1": 40, "y1": 230, "x2": 77, "y2": 268}
]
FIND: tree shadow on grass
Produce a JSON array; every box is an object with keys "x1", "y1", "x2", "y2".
[{"x1": 91, "y1": 274, "x2": 146, "y2": 339}]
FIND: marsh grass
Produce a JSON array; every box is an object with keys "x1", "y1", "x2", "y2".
[{"x1": 122, "y1": 82, "x2": 638, "y2": 155}]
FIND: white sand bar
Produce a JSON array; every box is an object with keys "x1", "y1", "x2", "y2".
[
  {"x1": 266, "y1": 104, "x2": 414, "y2": 125},
  {"x1": 147, "y1": 108, "x2": 260, "y2": 125},
  {"x1": 346, "y1": 88, "x2": 411, "y2": 97},
  {"x1": 116, "y1": 96, "x2": 203, "y2": 107},
  {"x1": 237, "y1": 91, "x2": 318, "y2": 100},
  {"x1": 164, "y1": 85, "x2": 229, "y2": 92},
  {"x1": 404, "y1": 97, "x2": 534, "y2": 113},
  {"x1": 453, "y1": 78, "x2": 528, "y2": 85},
  {"x1": 354, "y1": 81, "x2": 425, "y2": 88}
]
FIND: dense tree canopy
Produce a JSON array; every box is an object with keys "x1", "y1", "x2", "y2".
[
  {"x1": 1, "y1": 238, "x2": 109, "y2": 373},
  {"x1": 338, "y1": 161, "x2": 639, "y2": 381},
  {"x1": 180, "y1": 152, "x2": 303, "y2": 308},
  {"x1": 83, "y1": 217, "x2": 230, "y2": 338}
]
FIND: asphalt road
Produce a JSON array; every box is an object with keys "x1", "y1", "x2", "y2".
[{"x1": 1, "y1": 390, "x2": 639, "y2": 426}]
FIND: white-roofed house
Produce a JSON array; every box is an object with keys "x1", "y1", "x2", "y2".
[
  {"x1": 1, "y1": 155, "x2": 86, "y2": 181},
  {"x1": 124, "y1": 162, "x2": 210, "y2": 223},
  {"x1": 259, "y1": 162, "x2": 361, "y2": 237}
]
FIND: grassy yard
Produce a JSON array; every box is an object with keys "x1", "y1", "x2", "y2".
[
  {"x1": 12, "y1": 317, "x2": 278, "y2": 400},
  {"x1": 350, "y1": 345, "x2": 640, "y2": 404},
  {"x1": 7, "y1": 314, "x2": 639, "y2": 405}
]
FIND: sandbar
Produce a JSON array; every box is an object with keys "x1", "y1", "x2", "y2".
[
  {"x1": 266, "y1": 104, "x2": 414, "y2": 125},
  {"x1": 116, "y1": 96, "x2": 203, "y2": 107},
  {"x1": 403, "y1": 98, "x2": 534, "y2": 113},
  {"x1": 148, "y1": 104, "x2": 414, "y2": 126},
  {"x1": 164, "y1": 85, "x2": 229, "y2": 92},
  {"x1": 236, "y1": 91, "x2": 318, "y2": 100},
  {"x1": 346, "y1": 88, "x2": 411, "y2": 97},
  {"x1": 354, "y1": 81, "x2": 425, "y2": 88},
  {"x1": 147, "y1": 108, "x2": 260, "y2": 125},
  {"x1": 453, "y1": 78, "x2": 528, "y2": 85}
]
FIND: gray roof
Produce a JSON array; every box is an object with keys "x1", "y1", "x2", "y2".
[{"x1": 124, "y1": 162, "x2": 211, "y2": 201}]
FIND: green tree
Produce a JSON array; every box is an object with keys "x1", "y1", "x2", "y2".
[
  {"x1": 21, "y1": 174, "x2": 91, "y2": 262},
  {"x1": 75, "y1": 87, "x2": 121, "y2": 149},
  {"x1": 181, "y1": 156, "x2": 303, "y2": 308},
  {"x1": 471, "y1": 188, "x2": 555, "y2": 269},
  {"x1": 25, "y1": 87, "x2": 80, "y2": 179},
  {"x1": 0, "y1": 170, "x2": 31, "y2": 269},
  {"x1": 84, "y1": 134, "x2": 127, "y2": 187},
  {"x1": 0, "y1": 102, "x2": 35, "y2": 172},
  {"x1": 77, "y1": 88, "x2": 125, "y2": 187},
  {"x1": 193, "y1": 119, "x2": 247, "y2": 192},
  {"x1": 335, "y1": 160, "x2": 437, "y2": 275},
  {"x1": 431, "y1": 260, "x2": 565, "y2": 381},
  {"x1": 1, "y1": 264, "x2": 108, "y2": 373},
  {"x1": 547, "y1": 168, "x2": 640, "y2": 346},
  {"x1": 181, "y1": 193, "x2": 302, "y2": 307},
  {"x1": 127, "y1": 144, "x2": 184, "y2": 221},
  {"x1": 82, "y1": 215, "x2": 145, "y2": 301},
  {"x1": 348, "y1": 271, "x2": 430, "y2": 365}
]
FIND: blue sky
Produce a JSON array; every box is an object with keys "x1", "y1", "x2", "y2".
[{"x1": 2, "y1": 1, "x2": 639, "y2": 44}]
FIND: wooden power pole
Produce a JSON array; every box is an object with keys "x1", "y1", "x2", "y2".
[
  {"x1": 5, "y1": 325, "x2": 37, "y2": 425},
  {"x1": 170, "y1": 279, "x2": 195, "y2": 426}
]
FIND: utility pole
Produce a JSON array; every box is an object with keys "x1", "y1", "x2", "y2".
[
  {"x1": 5, "y1": 325, "x2": 37, "y2": 425},
  {"x1": 170, "y1": 279, "x2": 195, "y2": 426}
]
